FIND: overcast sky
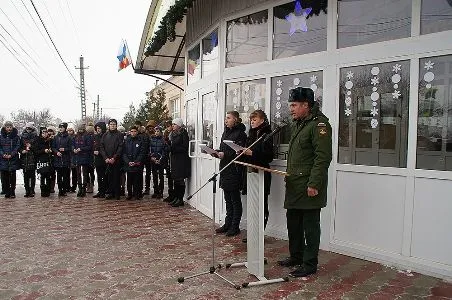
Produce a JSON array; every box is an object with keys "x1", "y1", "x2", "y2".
[{"x1": 0, "y1": 0, "x2": 155, "y2": 123}]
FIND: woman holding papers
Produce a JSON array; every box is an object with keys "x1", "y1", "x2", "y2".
[
  {"x1": 239, "y1": 110, "x2": 274, "y2": 242},
  {"x1": 213, "y1": 111, "x2": 247, "y2": 237}
]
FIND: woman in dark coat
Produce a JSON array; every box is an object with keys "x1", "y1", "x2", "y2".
[
  {"x1": 20, "y1": 124, "x2": 38, "y2": 197},
  {"x1": 240, "y1": 110, "x2": 274, "y2": 242},
  {"x1": 0, "y1": 121, "x2": 21, "y2": 198},
  {"x1": 123, "y1": 125, "x2": 145, "y2": 200},
  {"x1": 214, "y1": 111, "x2": 247, "y2": 237},
  {"x1": 34, "y1": 127, "x2": 54, "y2": 197},
  {"x1": 72, "y1": 124, "x2": 94, "y2": 197},
  {"x1": 52, "y1": 123, "x2": 72, "y2": 196},
  {"x1": 93, "y1": 122, "x2": 107, "y2": 198},
  {"x1": 168, "y1": 118, "x2": 190, "y2": 207}
]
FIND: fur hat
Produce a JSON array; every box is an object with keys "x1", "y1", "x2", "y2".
[
  {"x1": 47, "y1": 126, "x2": 57, "y2": 133},
  {"x1": 25, "y1": 122, "x2": 34, "y2": 129},
  {"x1": 59, "y1": 122, "x2": 68, "y2": 129},
  {"x1": 172, "y1": 118, "x2": 184, "y2": 127},
  {"x1": 288, "y1": 87, "x2": 315, "y2": 107},
  {"x1": 85, "y1": 123, "x2": 95, "y2": 133},
  {"x1": 3, "y1": 120, "x2": 13, "y2": 128}
]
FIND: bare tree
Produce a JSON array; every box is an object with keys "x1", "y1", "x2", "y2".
[{"x1": 10, "y1": 109, "x2": 54, "y2": 131}]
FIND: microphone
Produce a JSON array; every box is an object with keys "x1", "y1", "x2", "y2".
[{"x1": 263, "y1": 121, "x2": 288, "y2": 142}]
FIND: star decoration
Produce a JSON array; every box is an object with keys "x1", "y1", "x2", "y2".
[
  {"x1": 344, "y1": 108, "x2": 352, "y2": 117},
  {"x1": 370, "y1": 107, "x2": 379, "y2": 117},
  {"x1": 275, "y1": 111, "x2": 281, "y2": 118},
  {"x1": 277, "y1": 80, "x2": 283, "y2": 87},
  {"x1": 424, "y1": 60, "x2": 434, "y2": 70},
  {"x1": 393, "y1": 64, "x2": 402, "y2": 73},
  {"x1": 346, "y1": 71, "x2": 354, "y2": 80},
  {"x1": 371, "y1": 77, "x2": 379, "y2": 86},
  {"x1": 310, "y1": 75, "x2": 317, "y2": 82},
  {"x1": 392, "y1": 90, "x2": 401, "y2": 99},
  {"x1": 285, "y1": 1, "x2": 312, "y2": 35}
]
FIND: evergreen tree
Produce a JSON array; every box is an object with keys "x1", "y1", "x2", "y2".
[{"x1": 122, "y1": 103, "x2": 137, "y2": 129}]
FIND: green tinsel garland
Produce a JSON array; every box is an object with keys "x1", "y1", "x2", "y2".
[{"x1": 145, "y1": 0, "x2": 194, "y2": 56}]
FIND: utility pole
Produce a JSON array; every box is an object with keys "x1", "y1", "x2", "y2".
[
  {"x1": 92, "y1": 102, "x2": 96, "y2": 120},
  {"x1": 75, "y1": 56, "x2": 89, "y2": 120},
  {"x1": 96, "y1": 95, "x2": 100, "y2": 120},
  {"x1": 100, "y1": 108, "x2": 103, "y2": 121}
]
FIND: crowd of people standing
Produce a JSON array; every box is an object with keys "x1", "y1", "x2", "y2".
[{"x1": 0, "y1": 118, "x2": 190, "y2": 208}]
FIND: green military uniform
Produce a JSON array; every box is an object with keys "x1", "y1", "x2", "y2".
[{"x1": 284, "y1": 90, "x2": 332, "y2": 274}]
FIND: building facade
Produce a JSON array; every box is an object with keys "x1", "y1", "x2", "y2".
[{"x1": 136, "y1": 0, "x2": 452, "y2": 280}]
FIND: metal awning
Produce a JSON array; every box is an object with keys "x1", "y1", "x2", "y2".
[{"x1": 135, "y1": 0, "x2": 186, "y2": 76}]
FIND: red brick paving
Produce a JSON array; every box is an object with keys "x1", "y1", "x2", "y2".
[{"x1": 0, "y1": 187, "x2": 451, "y2": 299}]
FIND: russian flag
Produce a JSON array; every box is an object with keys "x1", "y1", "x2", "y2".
[{"x1": 117, "y1": 39, "x2": 132, "y2": 71}]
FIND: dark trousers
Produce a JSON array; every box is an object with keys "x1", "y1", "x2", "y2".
[
  {"x1": 1, "y1": 170, "x2": 16, "y2": 196},
  {"x1": 76, "y1": 165, "x2": 89, "y2": 186},
  {"x1": 40, "y1": 172, "x2": 51, "y2": 196},
  {"x1": 70, "y1": 167, "x2": 77, "y2": 190},
  {"x1": 151, "y1": 163, "x2": 164, "y2": 193},
  {"x1": 105, "y1": 163, "x2": 120, "y2": 197},
  {"x1": 223, "y1": 189, "x2": 243, "y2": 231},
  {"x1": 50, "y1": 171, "x2": 56, "y2": 192},
  {"x1": 173, "y1": 178, "x2": 185, "y2": 199},
  {"x1": 144, "y1": 161, "x2": 152, "y2": 190},
  {"x1": 286, "y1": 208, "x2": 321, "y2": 271},
  {"x1": 95, "y1": 165, "x2": 106, "y2": 195},
  {"x1": 166, "y1": 167, "x2": 174, "y2": 196},
  {"x1": 87, "y1": 165, "x2": 95, "y2": 184},
  {"x1": 23, "y1": 169, "x2": 36, "y2": 194},
  {"x1": 126, "y1": 172, "x2": 141, "y2": 197},
  {"x1": 56, "y1": 167, "x2": 70, "y2": 192}
]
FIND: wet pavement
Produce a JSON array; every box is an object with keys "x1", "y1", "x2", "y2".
[{"x1": 1, "y1": 185, "x2": 451, "y2": 299}]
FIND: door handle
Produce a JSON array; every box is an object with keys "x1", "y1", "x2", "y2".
[{"x1": 188, "y1": 140, "x2": 197, "y2": 158}]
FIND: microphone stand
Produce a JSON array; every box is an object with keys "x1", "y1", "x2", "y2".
[{"x1": 177, "y1": 129, "x2": 273, "y2": 289}]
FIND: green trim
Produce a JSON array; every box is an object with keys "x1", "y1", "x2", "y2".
[{"x1": 145, "y1": 0, "x2": 194, "y2": 57}]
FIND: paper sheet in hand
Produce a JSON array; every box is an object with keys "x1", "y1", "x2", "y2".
[
  {"x1": 223, "y1": 140, "x2": 245, "y2": 152},
  {"x1": 199, "y1": 144, "x2": 219, "y2": 155}
]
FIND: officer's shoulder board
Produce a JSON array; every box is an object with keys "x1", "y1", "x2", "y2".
[{"x1": 317, "y1": 122, "x2": 328, "y2": 136}]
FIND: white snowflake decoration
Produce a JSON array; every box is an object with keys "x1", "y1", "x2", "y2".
[
  {"x1": 424, "y1": 60, "x2": 434, "y2": 70},
  {"x1": 371, "y1": 67, "x2": 380, "y2": 76},
  {"x1": 276, "y1": 102, "x2": 282, "y2": 110},
  {"x1": 393, "y1": 64, "x2": 402, "y2": 73},
  {"x1": 346, "y1": 71, "x2": 354, "y2": 80},
  {"x1": 345, "y1": 97, "x2": 352, "y2": 106},
  {"x1": 233, "y1": 89, "x2": 238, "y2": 96},
  {"x1": 275, "y1": 111, "x2": 281, "y2": 119},
  {"x1": 310, "y1": 75, "x2": 317, "y2": 82},
  {"x1": 293, "y1": 78, "x2": 300, "y2": 86},
  {"x1": 370, "y1": 107, "x2": 379, "y2": 117},
  {"x1": 371, "y1": 119, "x2": 379, "y2": 129},
  {"x1": 392, "y1": 90, "x2": 401, "y2": 99},
  {"x1": 244, "y1": 85, "x2": 250, "y2": 92},
  {"x1": 277, "y1": 80, "x2": 283, "y2": 87},
  {"x1": 371, "y1": 77, "x2": 379, "y2": 86},
  {"x1": 344, "y1": 108, "x2": 352, "y2": 117},
  {"x1": 276, "y1": 88, "x2": 283, "y2": 96}
]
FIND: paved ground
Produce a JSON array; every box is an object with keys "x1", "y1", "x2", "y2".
[{"x1": 1, "y1": 185, "x2": 451, "y2": 300}]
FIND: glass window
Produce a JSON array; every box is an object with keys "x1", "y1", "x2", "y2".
[
  {"x1": 421, "y1": 0, "x2": 452, "y2": 35},
  {"x1": 226, "y1": 10, "x2": 268, "y2": 68},
  {"x1": 417, "y1": 55, "x2": 452, "y2": 171},
  {"x1": 187, "y1": 44, "x2": 200, "y2": 85},
  {"x1": 273, "y1": 1, "x2": 327, "y2": 59},
  {"x1": 270, "y1": 71, "x2": 323, "y2": 160},
  {"x1": 201, "y1": 92, "x2": 217, "y2": 149},
  {"x1": 202, "y1": 29, "x2": 219, "y2": 77},
  {"x1": 185, "y1": 99, "x2": 197, "y2": 155},
  {"x1": 337, "y1": 0, "x2": 412, "y2": 48},
  {"x1": 225, "y1": 79, "x2": 266, "y2": 133},
  {"x1": 338, "y1": 60, "x2": 410, "y2": 168},
  {"x1": 170, "y1": 97, "x2": 180, "y2": 119}
]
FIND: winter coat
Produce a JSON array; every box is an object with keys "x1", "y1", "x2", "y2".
[
  {"x1": 123, "y1": 135, "x2": 145, "y2": 172},
  {"x1": 100, "y1": 130, "x2": 123, "y2": 165},
  {"x1": 34, "y1": 136, "x2": 54, "y2": 174},
  {"x1": 218, "y1": 124, "x2": 247, "y2": 191},
  {"x1": 20, "y1": 129, "x2": 38, "y2": 171},
  {"x1": 284, "y1": 102, "x2": 332, "y2": 210},
  {"x1": 241, "y1": 123, "x2": 273, "y2": 195},
  {"x1": 149, "y1": 135, "x2": 168, "y2": 167},
  {"x1": 72, "y1": 132, "x2": 93, "y2": 166},
  {"x1": 169, "y1": 128, "x2": 191, "y2": 180},
  {"x1": 0, "y1": 127, "x2": 21, "y2": 171},
  {"x1": 52, "y1": 131, "x2": 72, "y2": 168},
  {"x1": 93, "y1": 132, "x2": 105, "y2": 167}
]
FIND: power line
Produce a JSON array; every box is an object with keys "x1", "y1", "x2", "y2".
[
  {"x1": 19, "y1": 0, "x2": 54, "y2": 53},
  {"x1": 65, "y1": 0, "x2": 82, "y2": 51},
  {"x1": 29, "y1": 0, "x2": 79, "y2": 87},
  {"x1": 0, "y1": 34, "x2": 45, "y2": 88}
]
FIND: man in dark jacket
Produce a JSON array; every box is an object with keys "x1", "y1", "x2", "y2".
[
  {"x1": 72, "y1": 124, "x2": 93, "y2": 197},
  {"x1": 20, "y1": 122, "x2": 38, "y2": 197},
  {"x1": 0, "y1": 121, "x2": 21, "y2": 198},
  {"x1": 34, "y1": 127, "x2": 54, "y2": 197},
  {"x1": 52, "y1": 123, "x2": 72, "y2": 196},
  {"x1": 93, "y1": 122, "x2": 107, "y2": 198},
  {"x1": 100, "y1": 119, "x2": 123, "y2": 200},
  {"x1": 123, "y1": 125, "x2": 145, "y2": 200},
  {"x1": 149, "y1": 126, "x2": 168, "y2": 199},
  {"x1": 277, "y1": 87, "x2": 332, "y2": 278}
]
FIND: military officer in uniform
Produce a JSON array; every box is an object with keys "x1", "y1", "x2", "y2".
[{"x1": 277, "y1": 87, "x2": 332, "y2": 278}]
